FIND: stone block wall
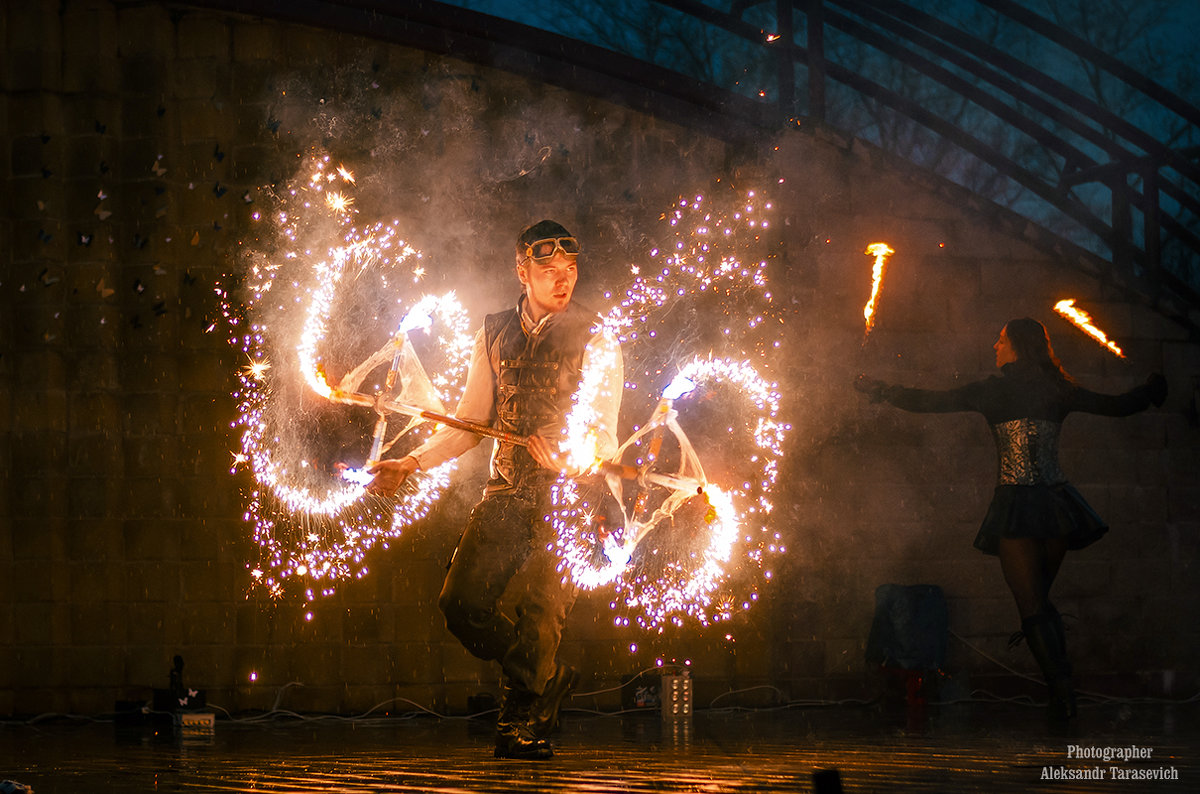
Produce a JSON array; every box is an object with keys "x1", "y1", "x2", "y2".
[{"x1": 2, "y1": 0, "x2": 1198, "y2": 718}]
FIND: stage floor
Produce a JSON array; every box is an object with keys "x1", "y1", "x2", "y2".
[{"x1": 3, "y1": 699, "x2": 1197, "y2": 793}]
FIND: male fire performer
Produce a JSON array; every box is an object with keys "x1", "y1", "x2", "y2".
[{"x1": 366, "y1": 220, "x2": 622, "y2": 759}]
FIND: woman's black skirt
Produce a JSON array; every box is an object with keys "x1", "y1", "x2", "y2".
[{"x1": 973, "y1": 482, "x2": 1108, "y2": 555}]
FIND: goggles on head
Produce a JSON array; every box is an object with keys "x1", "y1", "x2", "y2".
[{"x1": 523, "y1": 236, "x2": 581, "y2": 262}]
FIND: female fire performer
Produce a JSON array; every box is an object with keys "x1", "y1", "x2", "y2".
[{"x1": 855, "y1": 317, "x2": 1167, "y2": 720}]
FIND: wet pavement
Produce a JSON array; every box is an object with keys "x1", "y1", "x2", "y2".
[{"x1": 3, "y1": 699, "x2": 1198, "y2": 793}]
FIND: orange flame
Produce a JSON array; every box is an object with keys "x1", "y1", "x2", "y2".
[
  {"x1": 863, "y1": 242, "x2": 894, "y2": 336},
  {"x1": 305, "y1": 363, "x2": 335, "y2": 398},
  {"x1": 1053, "y1": 299, "x2": 1124, "y2": 358}
]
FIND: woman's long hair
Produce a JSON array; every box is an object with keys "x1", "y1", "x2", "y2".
[{"x1": 1005, "y1": 317, "x2": 1072, "y2": 382}]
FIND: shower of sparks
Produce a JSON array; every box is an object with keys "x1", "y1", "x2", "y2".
[
  {"x1": 862, "y1": 242, "x2": 894, "y2": 338},
  {"x1": 551, "y1": 189, "x2": 789, "y2": 631},
  {"x1": 1053, "y1": 299, "x2": 1125, "y2": 358},
  {"x1": 217, "y1": 153, "x2": 469, "y2": 604}
]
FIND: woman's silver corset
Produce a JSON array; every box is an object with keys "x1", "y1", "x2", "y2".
[{"x1": 990, "y1": 419, "x2": 1067, "y2": 486}]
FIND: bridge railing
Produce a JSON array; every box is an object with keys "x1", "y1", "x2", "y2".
[
  {"x1": 646, "y1": 0, "x2": 1200, "y2": 317},
  {"x1": 194, "y1": 0, "x2": 1200, "y2": 320}
]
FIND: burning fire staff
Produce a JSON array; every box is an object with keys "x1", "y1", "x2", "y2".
[
  {"x1": 367, "y1": 220, "x2": 622, "y2": 759},
  {"x1": 856, "y1": 318, "x2": 1166, "y2": 721}
]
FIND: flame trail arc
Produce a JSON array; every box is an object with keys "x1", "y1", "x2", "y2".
[
  {"x1": 550, "y1": 189, "x2": 790, "y2": 631},
  {"x1": 219, "y1": 154, "x2": 470, "y2": 603}
]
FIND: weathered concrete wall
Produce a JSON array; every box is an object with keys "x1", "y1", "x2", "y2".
[{"x1": 3, "y1": 0, "x2": 1197, "y2": 718}]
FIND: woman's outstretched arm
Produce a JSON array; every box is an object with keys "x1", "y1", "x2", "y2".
[
  {"x1": 855, "y1": 374, "x2": 985, "y2": 414},
  {"x1": 1069, "y1": 372, "x2": 1167, "y2": 417}
]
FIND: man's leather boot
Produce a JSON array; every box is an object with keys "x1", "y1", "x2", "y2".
[{"x1": 495, "y1": 685, "x2": 553, "y2": 759}]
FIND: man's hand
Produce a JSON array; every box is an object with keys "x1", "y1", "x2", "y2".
[
  {"x1": 526, "y1": 435, "x2": 567, "y2": 472},
  {"x1": 366, "y1": 455, "x2": 420, "y2": 496}
]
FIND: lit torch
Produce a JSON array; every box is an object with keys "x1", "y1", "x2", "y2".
[
  {"x1": 1053, "y1": 299, "x2": 1125, "y2": 358},
  {"x1": 863, "y1": 242, "x2": 894, "y2": 339}
]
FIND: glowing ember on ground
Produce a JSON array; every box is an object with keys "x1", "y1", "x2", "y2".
[
  {"x1": 862, "y1": 242, "x2": 894, "y2": 338},
  {"x1": 218, "y1": 153, "x2": 469, "y2": 603},
  {"x1": 1053, "y1": 299, "x2": 1125, "y2": 358},
  {"x1": 550, "y1": 189, "x2": 789, "y2": 631}
]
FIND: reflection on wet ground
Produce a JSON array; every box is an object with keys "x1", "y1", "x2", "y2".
[{"x1": 3, "y1": 700, "x2": 1197, "y2": 793}]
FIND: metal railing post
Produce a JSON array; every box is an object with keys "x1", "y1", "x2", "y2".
[
  {"x1": 1142, "y1": 166, "x2": 1161, "y2": 283},
  {"x1": 805, "y1": 0, "x2": 825, "y2": 122},
  {"x1": 773, "y1": 0, "x2": 795, "y2": 121},
  {"x1": 1110, "y1": 174, "x2": 1133, "y2": 278}
]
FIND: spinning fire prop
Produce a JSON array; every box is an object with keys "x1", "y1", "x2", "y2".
[
  {"x1": 549, "y1": 192, "x2": 789, "y2": 630},
  {"x1": 224, "y1": 161, "x2": 788, "y2": 629},
  {"x1": 219, "y1": 155, "x2": 469, "y2": 602}
]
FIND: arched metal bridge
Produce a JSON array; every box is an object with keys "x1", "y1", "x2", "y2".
[{"x1": 196, "y1": 0, "x2": 1200, "y2": 329}]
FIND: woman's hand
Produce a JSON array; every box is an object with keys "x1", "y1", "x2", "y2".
[
  {"x1": 365, "y1": 456, "x2": 420, "y2": 496},
  {"x1": 854, "y1": 374, "x2": 888, "y2": 403},
  {"x1": 1145, "y1": 372, "x2": 1168, "y2": 407}
]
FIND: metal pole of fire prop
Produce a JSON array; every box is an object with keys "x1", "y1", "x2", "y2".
[{"x1": 330, "y1": 387, "x2": 706, "y2": 496}]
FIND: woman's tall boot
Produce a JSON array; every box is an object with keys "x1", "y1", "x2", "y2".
[{"x1": 1021, "y1": 610, "x2": 1077, "y2": 720}]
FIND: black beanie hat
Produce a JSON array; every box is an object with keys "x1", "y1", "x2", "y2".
[{"x1": 517, "y1": 219, "x2": 574, "y2": 250}]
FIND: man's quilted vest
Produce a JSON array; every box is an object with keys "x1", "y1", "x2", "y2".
[{"x1": 483, "y1": 299, "x2": 598, "y2": 493}]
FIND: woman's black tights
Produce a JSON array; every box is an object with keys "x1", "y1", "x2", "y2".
[
  {"x1": 1000, "y1": 536, "x2": 1078, "y2": 718},
  {"x1": 997, "y1": 536, "x2": 1069, "y2": 619}
]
